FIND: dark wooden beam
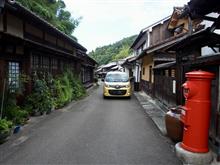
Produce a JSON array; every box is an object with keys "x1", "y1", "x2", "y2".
[
  {"x1": 210, "y1": 15, "x2": 220, "y2": 32},
  {"x1": 3, "y1": 11, "x2": 6, "y2": 32},
  {"x1": 203, "y1": 16, "x2": 218, "y2": 22}
]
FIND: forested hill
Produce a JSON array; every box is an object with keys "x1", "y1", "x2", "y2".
[{"x1": 89, "y1": 35, "x2": 137, "y2": 65}]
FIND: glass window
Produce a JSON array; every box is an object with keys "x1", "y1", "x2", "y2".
[
  {"x1": 105, "y1": 72, "x2": 129, "y2": 82},
  {"x1": 8, "y1": 62, "x2": 20, "y2": 93}
]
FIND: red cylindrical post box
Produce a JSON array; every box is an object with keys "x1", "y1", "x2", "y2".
[{"x1": 180, "y1": 70, "x2": 215, "y2": 153}]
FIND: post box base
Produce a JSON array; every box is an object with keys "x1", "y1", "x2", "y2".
[
  {"x1": 181, "y1": 142, "x2": 209, "y2": 153},
  {"x1": 175, "y1": 142, "x2": 213, "y2": 165}
]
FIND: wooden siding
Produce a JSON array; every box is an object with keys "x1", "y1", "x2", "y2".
[
  {"x1": 150, "y1": 20, "x2": 171, "y2": 46},
  {"x1": 65, "y1": 43, "x2": 73, "y2": 51},
  {"x1": 134, "y1": 32, "x2": 147, "y2": 50},
  {"x1": 141, "y1": 79, "x2": 153, "y2": 96},
  {"x1": 162, "y1": 21, "x2": 173, "y2": 40},
  {"x1": 45, "y1": 33, "x2": 56, "y2": 45},
  {"x1": 151, "y1": 24, "x2": 161, "y2": 45},
  {"x1": 25, "y1": 23, "x2": 43, "y2": 39},
  {"x1": 0, "y1": 15, "x2": 3, "y2": 31},
  {"x1": 0, "y1": 60, "x2": 5, "y2": 93},
  {"x1": 57, "y1": 39, "x2": 65, "y2": 48},
  {"x1": 72, "y1": 48, "x2": 76, "y2": 56},
  {"x1": 154, "y1": 70, "x2": 176, "y2": 107},
  {"x1": 7, "y1": 13, "x2": 23, "y2": 38},
  {"x1": 16, "y1": 46, "x2": 24, "y2": 55}
]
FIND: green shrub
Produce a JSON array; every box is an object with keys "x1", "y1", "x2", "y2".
[
  {"x1": 2, "y1": 93, "x2": 29, "y2": 125},
  {"x1": 25, "y1": 79, "x2": 53, "y2": 115},
  {"x1": 52, "y1": 73, "x2": 73, "y2": 108},
  {"x1": 24, "y1": 69, "x2": 86, "y2": 111},
  {"x1": 52, "y1": 78, "x2": 66, "y2": 108},
  {"x1": 65, "y1": 70, "x2": 86, "y2": 99},
  {"x1": 4, "y1": 104, "x2": 28, "y2": 125},
  {"x1": 60, "y1": 73, "x2": 73, "y2": 102},
  {"x1": 0, "y1": 119, "x2": 13, "y2": 134}
]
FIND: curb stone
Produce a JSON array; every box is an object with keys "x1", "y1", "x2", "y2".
[{"x1": 133, "y1": 91, "x2": 167, "y2": 135}]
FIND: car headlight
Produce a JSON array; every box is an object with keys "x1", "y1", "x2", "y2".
[
  {"x1": 104, "y1": 83, "x2": 110, "y2": 88},
  {"x1": 125, "y1": 85, "x2": 130, "y2": 88}
]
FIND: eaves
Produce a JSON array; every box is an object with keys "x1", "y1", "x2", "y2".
[{"x1": 136, "y1": 33, "x2": 187, "y2": 60}]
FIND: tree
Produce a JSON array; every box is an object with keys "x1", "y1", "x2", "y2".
[{"x1": 112, "y1": 46, "x2": 131, "y2": 61}]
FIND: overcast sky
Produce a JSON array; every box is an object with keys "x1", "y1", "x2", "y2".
[{"x1": 64, "y1": 0, "x2": 189, "y2": 52}]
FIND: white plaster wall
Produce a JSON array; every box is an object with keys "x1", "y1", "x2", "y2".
[{"x1": 201, "y1": 46, "x2": 219, "y2": 56}]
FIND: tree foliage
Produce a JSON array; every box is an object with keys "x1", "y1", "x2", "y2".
[
  {"x1": 17, "y1": 0, "x2": 80, "y2": 37},
  {"x1": 89, "y1": 35, "x2": 137, "y2": 65},
  {"x1": 112, "y1": 46, "x2": 131, "y2": 61}
]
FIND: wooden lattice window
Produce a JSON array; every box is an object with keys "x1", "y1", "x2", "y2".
[
  {"x1": 32, "y1": 54, "x2": 40, "y2": 69},
  {"x1": 8, "y1": 62, "x2": 20, "y2": 92},
  {"x1": 51, "y1": 58, "x2": 58, "y2": 70},
  {"x1": 60, "y1": 60, "x2": 64, "y2": 71},
  {"x1": 42, "y1": 56, "x2": 49, "y2": 69}
]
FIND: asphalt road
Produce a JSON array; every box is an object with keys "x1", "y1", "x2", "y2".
[{"x1": 0, "y1": 85, "x2": 182, "y2": 165}]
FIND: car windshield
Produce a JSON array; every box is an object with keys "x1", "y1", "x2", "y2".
[{"x1": 105, "y1": 73, "x2": 129, "y2": 82}]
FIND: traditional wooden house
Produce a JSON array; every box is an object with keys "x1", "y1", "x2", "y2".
[
  {"x1": 133, "y1": 14, "x2": 188, "y2": 97},
  {"x1": 121, "y1": 55, "x2": 136, "y2": 77},
  {"x1": 152, "y1": 7, "x2": 203, "y2": 107},
  {"x1": 81, "y1": 55, "x2": 97, "y2": 88},
  {"x1": 95, "y1": 62, "x2": 117, "y2": 78},
  {"x1": 0, "y1": 1, "x2": 96, "y2": 94},
  {"x1": 130, "y1": 16, "x2": 173, "y2": 94}
]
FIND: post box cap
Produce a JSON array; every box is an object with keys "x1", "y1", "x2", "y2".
[{"x1": 186, "y1": 70, "x2": 215, "y2": 79}]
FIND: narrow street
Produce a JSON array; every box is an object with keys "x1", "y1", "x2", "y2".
[{"x1": 0, "y1": 85, "x2": 181, "y2": 165}]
